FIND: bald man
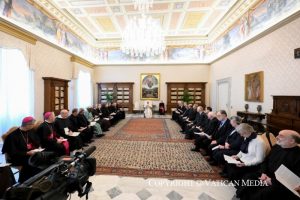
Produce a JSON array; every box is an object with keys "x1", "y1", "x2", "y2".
[
  {"x1": 237, "y1": 130, "x2": 300, "y2": 200},
  {"x1": 54, "y1": 109, "x2": 83, "y2": 150}
]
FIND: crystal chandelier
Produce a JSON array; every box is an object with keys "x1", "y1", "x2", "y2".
[
  {"x1": 121, "y1": 15, "x2": 165, "y2": 58},
  {"x1": 133, "y1": 0, "x2": 153, "y2": 12}
]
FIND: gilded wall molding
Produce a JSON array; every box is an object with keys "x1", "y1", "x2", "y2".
[
  {"x1": 70, "y1": 55, "x2": 94, "y2": 68},
  {"x1": 0, "y1": 19, "x2": 37, "y2": 45}
]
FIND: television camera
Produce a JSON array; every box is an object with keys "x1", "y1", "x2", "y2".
[{"x1": 3, "y1": 146, "x2": 96, "y2": 200}]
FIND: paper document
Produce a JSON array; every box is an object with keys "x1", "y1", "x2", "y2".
[
  {"x1": 32, "y1": 148, "x2": 45, "y2": 153},
  {"x1": 78, "y1": 127, "x2": 87, "y2": 132},
  {"x1": 90, "y1": 122, "x2": 96, "y2": 126},
  {"x1": 224, "y1": 155, "x2": 241, "y2": 164},
  {"x1": 194, "y1": 132, "x2": 211, "y2": 138},
  {"x1": 212, "y1": 146, "x2": 220, "y2": 151},
  {"x1": 64, "y1": 127, "x2": 69, "y2": 135},
  {"x1": 275, "y1": 164, "x2": 300, "y2": 198},
  {"x1": 68, "y1": 132, "x2": 80, "y2": 137}
]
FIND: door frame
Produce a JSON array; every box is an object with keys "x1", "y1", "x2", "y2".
[{"x1": 216, "y1": 77, "x2": 232, "y2": 116}]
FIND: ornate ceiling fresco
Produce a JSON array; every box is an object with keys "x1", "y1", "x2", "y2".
[
  {"x1": 0, "y1": 0, "x2": 299, "y2": 64},
  {"x1": 52, "y1": 0, "x2": 236, "y2": 41}
]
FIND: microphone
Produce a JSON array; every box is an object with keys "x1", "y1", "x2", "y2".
[
  {"x1": 83, "y1": 146, "x2": 96, "y2": 157},
  {"x1": 74, "y1": 146, "x2": 96, "y2": 161}
]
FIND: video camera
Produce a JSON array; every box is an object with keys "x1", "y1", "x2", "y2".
[{"x1": 3, "y1": 146, "x2": 97, "y2": 200}]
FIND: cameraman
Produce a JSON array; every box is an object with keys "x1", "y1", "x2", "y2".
[{"x1": 2, "y1": 117, "x2": 41, "y2": 183}]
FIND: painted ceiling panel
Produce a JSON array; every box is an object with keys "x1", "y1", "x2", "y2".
[
  {"x1": 182, "y1": 12, "x2": 205, "y2": 29},
  {"x1": 50, "y1": 0, "x2": 239, "y2": 39},
  {"x1": 95, "y1": 17, "x2": 116, "y2": 32}
]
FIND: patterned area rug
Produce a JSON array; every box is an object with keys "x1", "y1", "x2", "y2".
[
  {"x1": 92, "y1": 118, "x2": 221, "y2": 180},
  {"x1": 105, "y1": 118, "x2": 185, "y2": 141}
]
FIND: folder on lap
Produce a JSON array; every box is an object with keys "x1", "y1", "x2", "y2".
[
  {"x1": 90, "y1": 122, "x2": 96, "y2": 126},
  {"x1": 275, "y1": 164, "x2": 300, "y2": 198},
  {"x1": 67, "y1": 132, "x2": 80, "y2": 137},
  {"x1": 224, "y1": 155, "x2": 241, "y2": 164}
]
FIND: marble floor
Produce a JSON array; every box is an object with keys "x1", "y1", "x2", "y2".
[{"x1": 72, "y1": 175, "x2": 237, "y2": 200}]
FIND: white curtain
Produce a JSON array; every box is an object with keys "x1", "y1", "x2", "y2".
[
  {"x1": 0, "y1": 48, "x2": 34, "y2": 135},
  {"x1": 0, "y1": 31, "x2": 36, "y2": 70},
  {"x1": 76, "y1": 70, "x2": 92, "y2": 108}
]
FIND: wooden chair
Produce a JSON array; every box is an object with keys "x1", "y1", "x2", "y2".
[
  {"x1": 2, "y1": 121, "x2": 43, "y2": 176},
  {"x1": 2, "y1": 126, "x2": 23, "y2": 172},
  {"x1": 258, "y1": 132, "x2": 277, "y2": 156}
]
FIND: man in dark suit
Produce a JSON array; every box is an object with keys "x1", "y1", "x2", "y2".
[
  {"x1": 68, "y1": 108, "x2": 94, "y2": 144},
  {"x1": 184, "y1": 106, "x2": 207, "y2": 138},
  {"x1": 191, "y1": 110, "x2": 232, "y2": 154},
  {"x1": 189, "y1": 111, "x2": 218, "y2": 146},
  {"x1": 179, "y1": 104, "x2": 197, "y2": 131},
  {"x1": 54, "y1": 109, "x2": 83, "y2": 150},
  {"x1": 210, "y1": 116, "x2": 243, "y2": 165},
  {"x1": 172, "y1": 101, "x2": 185, "y2": 121},
  {"x1": 200, "y1": 112, "x2": 219, "y2": 138}
]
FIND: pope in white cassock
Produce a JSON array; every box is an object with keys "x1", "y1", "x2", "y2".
[{"x1": 144, "y1": 101, "x2": 152, "y2": 118}]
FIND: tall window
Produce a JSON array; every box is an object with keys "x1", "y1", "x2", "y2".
[
  {"x1": 0, "y1": 49, "x2": 34, "y2": 135},
  {"x1": 77, "y1": 70, "x2": 92, "y2": 108}
]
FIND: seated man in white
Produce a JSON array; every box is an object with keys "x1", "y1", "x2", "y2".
[{"x1": 144, "y1": 101, "x2": 153, "y2": 118}]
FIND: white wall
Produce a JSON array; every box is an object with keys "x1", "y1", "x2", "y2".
[
  {"x1": 210, "y1": 16, "x2": 300, "y2": 116},
  {"x1": 0, "y1": 31, "x2": 93, "y2": 120},
  {"x1": 32, "y1": 41, "x2": 74, "y2": 119},
  {"x1": 94, "y1": 64, "x2": 210, "y2": 109},
  {"x1": 2, "y1": 15, "x2": 300, "y2": 121}
]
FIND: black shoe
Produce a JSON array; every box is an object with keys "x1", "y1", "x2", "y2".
[
  {"x1": 184, "y1": 136, "x2": 193, "y2": 140},
  {"x1": 219, "y1": 172, "x2": 228, "y2": 178},
  {"x1": 96, "y1": 134, "x2": 105, "y2": 138},
  {"x1": 190, "y1": 148, "x2": 199, "y2": 152},
  {"x1": 89, "y1": 139, "x2": 95, "y2": 142},
  {"x1": 205, "y1": 156, "x2": 212, "y2": 161},
  {"x1": 209, "y1": 160, "x2": 217, "y2": 166},
  {"x1": 83, "y1": 143, "x2": 89, "y2": 147},
  {"x1": 201, "y1": 152, "x2": 208, "y2": 156}
]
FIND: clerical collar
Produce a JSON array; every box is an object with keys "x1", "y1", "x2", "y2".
[{"x1": 281, "y1": 145, "x2": 299, "y2": 150}]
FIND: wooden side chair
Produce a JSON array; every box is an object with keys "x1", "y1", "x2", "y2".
[
  {"x1": 258, "y1": 132, "x2": 277, "y2": 156},
  {"x1": 2, "y1": 127, "x2": 23, "y2": 172}
]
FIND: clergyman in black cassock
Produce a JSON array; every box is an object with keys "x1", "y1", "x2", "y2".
[
  {"x1": 36, "y1": 112, "x2": 67, "y2": 156},
  {"x1": 236, "y1": 130, "x2": 300, "y2": 200},
  {"x1": 2, "y1": 116, "x2": 41, "y2": 183}
]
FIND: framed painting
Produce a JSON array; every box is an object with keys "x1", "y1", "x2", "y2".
[
  {"x1": 140, "y1": 73, "x2": 160, "y2": 100},
  {"x1": 245, "y1": 71, "x2": 264, "y2": 102}
]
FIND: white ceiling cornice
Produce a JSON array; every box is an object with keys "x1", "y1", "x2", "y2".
[
  {"x1": 96, "y1": 35, "x2": 208, "y2": 48},
  {"x1": 33, "y1": 0, "x2": 97, "y2": 45}
]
